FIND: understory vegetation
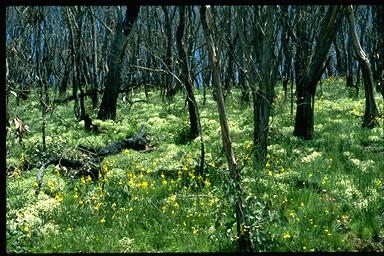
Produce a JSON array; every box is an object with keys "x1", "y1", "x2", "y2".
[{"x1": 6, "y1": 78, "x2": 384, "y2": 252}]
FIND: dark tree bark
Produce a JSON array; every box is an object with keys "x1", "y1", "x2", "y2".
[
  {"x1": 64, "y1": 7, "x2": 82, "y2": 120},
  {"x1": 176, "y1": 6, "x2": 201, "y2": 139},
  {"x1": 346, "y1": 37, "x2": 359, "y2": 96},
  {"x1": 281, "y1": 5, "x2": 293, "y2": 99},
  {"x1": 293, "y1": 6, "x2": 343, "y2": 139},
  {"x1": 294, "y1": 7, "x2": 310, "y2": 96},
  {"x1": 98, "y1": 6, "x2": 139, "y2": 120},
  {"x1": 374, "y1": 6, "x2": 384, "y2": 99},
  {"x1": 161, "y1": 6, "x2": 176, "y2": 98},
  {"x1": 253, "y1": 6, "x2": 276, "y2": 169},
  {"x1": 346, "y1": 5, "x2": 380, "y2": 128},
  {"x1": 59, "y1": 55, "x2": 70, "y2": 95},
  {"x1": 90, "y1": 6, "x2": 99, "y2": 109},
  {"x1": 201, "y1": 5, "x2": 252, "y2": 252},
  {"x1": 35, "y1": 10, "x2": 47, "y2": 151},
  {"x1": 224, "y1": 7, "x2": 235, "y2": 95}
]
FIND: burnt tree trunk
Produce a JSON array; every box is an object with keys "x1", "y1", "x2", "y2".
[
  {"x1": 176, "y1": 6, "x2": 201, "y2": 139},
  {"x1": 253, "y1": 6, "x2": 276, "y2": 169},
  {"x1": 98, "y1": 6, "x2": 139, "y2": 120},
  {"x1": 294, "y1": 6, "x2": 343, "y2": 139},
  {"x1": 90, "y1": 6, "x2": 99, "y2": 109},
  {"x1": 162, "y1": 6, "x2": 176, "y2": 98},
  {"x1": 346, "y1": 5, "x2": 380, "y2": 128}
]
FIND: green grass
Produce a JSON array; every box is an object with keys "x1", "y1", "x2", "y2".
[{"x1": 6, "y1": 77, "x2": 384, "y2": 252}]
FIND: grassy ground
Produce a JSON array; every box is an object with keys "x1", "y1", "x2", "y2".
[{"x1": 6, "y1": 78, "x2": 384, "y2": 252}]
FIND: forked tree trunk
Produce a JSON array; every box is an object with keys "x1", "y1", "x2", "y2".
[
  {"x1": 201, "y1": 5, "x2": 252, "y2": 252},
  {"x1": 293, "y1": 6, "x2": 343, "y2": 139},
  {"x1": 345, "y1": 5, "x2": 380, "y2": 128}
]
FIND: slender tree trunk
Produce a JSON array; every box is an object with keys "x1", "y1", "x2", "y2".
[
  {"x1": 176, "y1": 6, "x2": 201, "y2": 139},
  {"x1": 90, "y1": 6, "x2": 99, "y2": 109},
  {"x1": 35, "y1": 15, "x2": 46, "y2": 151},
  {"x1": 293, "y1": 6, "x2": 343, "y2": 139},
  {"x1": 346, "y1": 5, "x2": 379, "y2": 128},
  {"x1": 162, "y1": 6, "x2": 175, "y2": 98},
  {"x1": 201, "y1": 5, "x2": 252, "y2": 252},
  {"x1": 65, "y1": 7, "x2": 82, "y2": 120}
]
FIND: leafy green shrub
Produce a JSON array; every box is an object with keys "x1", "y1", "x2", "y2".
[{"x1": 174, "y1": 123, "x2": 193, "y2": 145}]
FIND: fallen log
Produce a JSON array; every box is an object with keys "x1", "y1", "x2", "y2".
[
  {"x1": 98, "y1": 124, "x2": 149, "y2": 156},
  {"x1": 35, "y1": 125, "x2": 151, "y2": 196}
]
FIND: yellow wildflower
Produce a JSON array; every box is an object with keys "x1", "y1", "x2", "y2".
[
  {"x1": 94, "y1": 202, "x2": 101, "y2": 210},
  {"x1": 55, "y1": 192, "x2": 64, "y2": 202},
  {"x1": 283, "y1": 231, "x2": 291, "y2": 239},
  {"x1": 54, "y1": 167, "x2": 61, "y2": 176},
  {"x1": 33, "y1": 180, "x2": 39, "y2": 189},
  {"x1": 169, "y1": 194, "x2": 176, "y2": 202},
  {"x1": 129, "y1": 178, "x2": 135, "y2": 188},
  {"x1": 86, "y1": 175, "x2": 92, "y2": 182},
  {"x1": 80, "y1": 176, "x2": 85, "y2": 184},
  {"x1": 141, "y1": 180, "x2": 148, "y2": 189},
  {"x1": 102, "y1": 161, "x2": 108, "y2": 173},
  {"x1": 100, "y1": 217, "x2": 106, "y2": 223},
  {"x1": 289, "y1": 211, "x2": 296, "y2": 218}
]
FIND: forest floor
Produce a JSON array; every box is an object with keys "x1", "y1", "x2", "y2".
[{"x1": 6, "y1": 77, "x2": 384, "y2": 252}]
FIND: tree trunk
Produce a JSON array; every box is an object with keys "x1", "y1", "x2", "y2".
[
  {"x1": 176, "y1": 6, "x2": 201, "y2": 139},
  {"x1": 98, "y1": 6, "x2": 139, "y2": 120},
  {"x1": 346, "y1": 5, "x2": 380, "y2": 128},
  {"x1": 90, "y1": 6, "x2": 99, "y2": 109},
  {"x1": 201, "y1": 5, "x2": 252, "y2": 252},
  {"x1": 253, "y1": 6, "x2": 276, "y2": 169},
  {"x1": 294, "y1": 6, "x2": 343, "y2": 139},
  {"x1": 162, "y1": 6, "x2": 175, "y2": 98},
  {"x1": 35, "y1": 13, "x2": 46, "y2": 151}
]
